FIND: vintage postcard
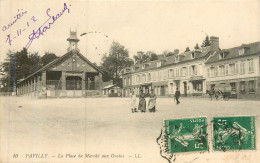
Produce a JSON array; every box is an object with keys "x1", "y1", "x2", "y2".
[{"x1": 0, "y1": 0, "x2": 259, "y2": 163}]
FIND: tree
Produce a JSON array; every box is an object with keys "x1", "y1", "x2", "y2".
[
  {"x1": 201, "y1": 35, "x2": 211, "y2": 47},
  {"x1": 101, "y1": 41, "x2": 134, "y2": 83},
  {"x1": 194, "y1": 43, "x2": 200, "y2": 49},
  {"x1": 133, "y1": 51, "x2": 150, "y2": 64},
  {"x1": 0, "y1": 50, "x2": 16, "y2": 92},
  {"x1": 0, "y1": 48, "x2": 43, "y2": 92},
  {"x1": 185, "y1": 47, "x2": 191, "y2": 52},
  {"x1": 28, "y1": 52, "x2": 42, "y2": 74},
  {"x1": 150, "y1": 52, "x2": 158, "y2": 61},
  {"x1": 41, "y1": 52, "x2": 58, "y2": 66}
]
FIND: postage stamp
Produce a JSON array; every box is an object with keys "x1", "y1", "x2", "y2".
[
  {"x1": 212, "y1": 116, "x2": 256, "y2": 151},
  {"x1": 163, "y1": 117, "x2": 208, "y2": 154}
]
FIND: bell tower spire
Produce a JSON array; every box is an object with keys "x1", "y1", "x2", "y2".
[{"x1": 67, "y1": 30, "x2": 80, "y2": 52}]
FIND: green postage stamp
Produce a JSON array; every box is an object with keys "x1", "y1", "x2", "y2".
[
  {"x1": 213, "y1": 116, "x2": 256, "y2": 151},
  {"x1": 164, "y1": 117, "x2": 208, "y2": 154}
]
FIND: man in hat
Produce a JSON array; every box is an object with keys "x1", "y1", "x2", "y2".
[{"x1": 175, "y1": 87, "x2": 181, "y2": 104}]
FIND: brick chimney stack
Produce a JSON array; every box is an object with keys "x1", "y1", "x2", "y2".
[{"x1": 210, "y1": 36, "x2": 219, "y2": 52}]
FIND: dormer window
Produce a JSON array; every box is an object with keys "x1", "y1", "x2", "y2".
[
  {"x1": 157, "y1": 61, "x2": 161, "y2": 67},
  {"x1": 191, "y1": 52, "x2": 195, "y2": 59},
  {"x1": 219, "y1": 53, "x2": 224, "y2": 59},
  {"x1": 239, "y1": 45, "x2": 250, "y2": 55},
  {"x1": 238, "y1": 48, "x2": 245, "y2": 55},
  {"x1": 175, "y1": 56, "x2": 179, "y2": 62},
  {"x1": 219, "y1": 51, "x2": 228, "y2": 60}
]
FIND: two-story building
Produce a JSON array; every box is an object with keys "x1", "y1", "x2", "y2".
[
  {"x1": 205, "y1": 42, "x2": 260, "y2": 99},
  {"x1": 122, "y1": 36, "x2": 220, "y2": 97}
]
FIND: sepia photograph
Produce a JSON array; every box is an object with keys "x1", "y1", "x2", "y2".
[{"x1": 0, "y1": 0, "x2": 259, "y2": 162}]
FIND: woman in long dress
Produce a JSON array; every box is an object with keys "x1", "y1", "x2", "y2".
[
  {"x1": 130, "y1": 91, "x2": 137, "y2": 113},
  {"x1": 148, "y1": 90, "x2": 156, "y2": 112},
  {"x1": 138, "y1": 90, "x2": 146, "y2": 112}
]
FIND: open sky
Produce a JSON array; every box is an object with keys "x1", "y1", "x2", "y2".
[{"x1": 0, "y1": 0, "x2": 259, "y2": 65}]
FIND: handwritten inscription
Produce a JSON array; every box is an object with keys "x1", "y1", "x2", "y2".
[
  {"x1": 25, "y1": 3, "x2": 71, "y2": 49},
  {"x1": 2, "y1": 9, "x2": 28, "y2": 31}
]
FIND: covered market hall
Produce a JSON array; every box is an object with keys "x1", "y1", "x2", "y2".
[{"x1": 16, "y1": 31, "x2": 103, "y2": 98}]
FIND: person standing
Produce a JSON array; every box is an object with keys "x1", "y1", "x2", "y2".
[
  {"x1": 148, "y1": 89, "x2": 157, "y2": 112},
  {"x1": 138, "y1": 90, "x2": 146, "y2": 112},
  {"x1": 175, "y1": 87, "x2": 181, "y2": 104},
  {"x1": 130, "y1": 91, "x2": 137, "y2": 113}
]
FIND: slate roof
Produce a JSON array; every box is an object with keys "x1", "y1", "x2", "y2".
[
  {"x1": 206, "y1": 42, "x2": 260, "y2": 64},
  {"x1": 21, "y1": 50, "x2": 103, "y2": 81},
  {"x1": 123, "y1": 46, "x2": 211, "y2": 75}
]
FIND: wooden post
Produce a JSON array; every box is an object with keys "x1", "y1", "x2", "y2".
[{"x1": 62, "y1": 71, "x2": 66, "y2": 90}]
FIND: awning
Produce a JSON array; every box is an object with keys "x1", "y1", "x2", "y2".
[
  {"x1": 103, "y1": 84, "x2": 117, "y2": 89},
  {"x1": 189, "y1": 76, "x2": 205, "y2": 81},
  {"x1": 141, "y1": 83, "x2": 152, "y2": 86}
]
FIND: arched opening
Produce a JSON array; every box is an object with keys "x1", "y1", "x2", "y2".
[{"x1": 66, "y1": 76, "x2": 82, "y2": 90}]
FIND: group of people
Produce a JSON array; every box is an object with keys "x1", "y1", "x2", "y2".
[
  {"x1": 130, "y1": 89, "x2": 157, "y2": 113},
  {"x1": 130, "y1": 88, "x2": 181, "y2": 113}
]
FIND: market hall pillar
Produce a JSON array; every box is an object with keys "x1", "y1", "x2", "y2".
[
  {"x1": 62, "y1": 71, "x2": 66, "y2": 90},
  {"x1": 82, "y1": 72, "x2": 86, "y2": 90}
]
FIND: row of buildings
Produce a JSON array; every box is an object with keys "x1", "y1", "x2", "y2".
[{"x1": 122, "y1": 37, "x2": 260, "y2": 99}]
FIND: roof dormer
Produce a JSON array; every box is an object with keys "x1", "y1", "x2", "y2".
[
  {"x1": 238, "y1": 44, "x2": 250, "y2": 55},
  {"x1": 157, "y1": 61, "x2": 162, "y2": 67},
  {"x1": 219, "y1": 50, "x2": 229, "y2": 60},
  {"x1": 191, "y1": 52, "x2": 195, "y2": 59}
]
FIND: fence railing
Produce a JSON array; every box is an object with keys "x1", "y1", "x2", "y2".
[
  {"x1": 46, "y1": 80, "x2": 100, "y2": 90},
  {"x1": 46, "y1": 80, "x2": 62, "y2": 90}
]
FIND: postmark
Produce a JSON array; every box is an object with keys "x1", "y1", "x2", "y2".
[
  {"x1": 162, "y1": 117, "x2": 208, "y2": 154},
  {"x1": 212, "y1": 116, "x2": 256, "y2": 151}
]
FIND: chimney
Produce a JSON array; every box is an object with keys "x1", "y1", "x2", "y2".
[{"x1": 210, "y1": 36, "x2": 219, "y2": 52}]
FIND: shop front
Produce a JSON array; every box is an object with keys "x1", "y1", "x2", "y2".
[
  {"x1": 206, "y1": 77, "x2": 260, "y2": 99},
  {"x1": 189, "y1": 76, "x2": 206, "y2": 96}
]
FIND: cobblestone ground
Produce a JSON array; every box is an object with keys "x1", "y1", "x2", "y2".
[{"x1": 1, "y1": 96, "x2": 260, "y2": 163}]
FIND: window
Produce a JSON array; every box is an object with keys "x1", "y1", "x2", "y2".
[
  {"x1": 238, "y1": 48, "x2": 245, "y2": 55},
  {"x1": 207, "y1": 68, "x2": 210, "y2": 77},
  {"x1": 182, "y1": 67, "x2": 187, "y2": 76},
  {"x1": 148, "y1": 73, "x2": 151, "y2": 81},
  {"x1": 153, "y1": 72, "x2": 157, "y2": 81},
  {"x1": 191, "y1": 53, "x2": 195, "y2": 59},
  {"x1": 169, "y1": 83, "x2": 173, "y2": 93},
  {"x1": 235, "y1": 63, "x2": 239, "y2": 74},
  {"x1": 176, "y1": 68, "x2": 180, "y2": 77},
  {"x1": 142, "y1": 74, "x2": 146, "y2": 82},
  {"x1": 163, "y1": 70, "x2": 168, "y2": 80},
  {"x1": 210, "y1": 67, "x2": 215, "y2": 77},
  {"x1": 191, "y1": 65, "x2": 197, "y2": 75},
  {"x1": 229, "y1": 64, "x2": 235, "y2": 75},
  {"x1": 132, "y1": 76, "x2": 135, "y2": 84},
  {"x1": 249, "y1": 80, "x2": 255, "y2": 92},
  {"x1": 219, "y1": 65, "x2": 224, "y2": 76},
  {"x1": 240, "y1": 81, "x2": 245, "y2": 93},
  {"x1": 157, "y1": 62, "x2": 161, "y2": 67},
  {"x1": 128, "y1": 77, "x2": 131, "y2": 85},
  {"x1": 124, "y1": 78, "x2": 127, "y2": 86},
  {"x1": 248, "y1": 59, "x2": 254, "y2": 73},
  {"x1": 240, "y1": 61, "x2": 245, "y2": 74},
  {"x1": 158, "y1": 71, "x2": 161, "y2": 81},
  {"x1": 215, "y1": 66, "x2": 218, "y2": 76},
  {"x1": 225, "y1": 64, "x2": 229, "y2": 75},
  {"x1": 168, "y1": 69, "x2": 174, "y2": 79},
  {"x1": 219, "y1": 53, "x2": 224, "y2": 59}
]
